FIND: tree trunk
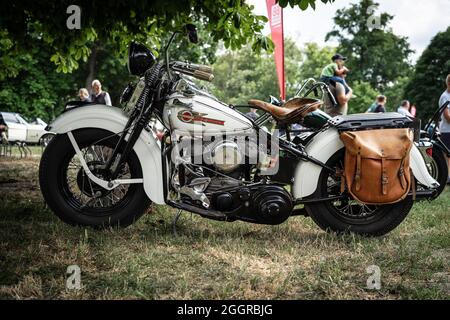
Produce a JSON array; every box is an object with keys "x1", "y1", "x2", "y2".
[{"x1": 85, "y1": 45, "x2": 98, "y2": 91}]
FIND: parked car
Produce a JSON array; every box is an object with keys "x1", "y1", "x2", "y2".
[{"x1": 0, "y1": 111, "x2": 54, "y2": 146}]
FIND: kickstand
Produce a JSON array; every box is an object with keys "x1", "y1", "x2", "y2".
[{"x1": 172, "y1": 209, "x2": 183, "y2": 236}]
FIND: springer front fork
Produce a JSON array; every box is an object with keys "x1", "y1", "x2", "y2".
[
  {"x1": 66, "y1": 131, "x2": 143, "y2": 191},
  {"x1": 67, "y1": 78, "x2": 155, "y2": 191}
]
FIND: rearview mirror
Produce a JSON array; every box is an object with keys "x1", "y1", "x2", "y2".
[{"x1": 185, "y1": 24, "x2": 198, "y2": 44}]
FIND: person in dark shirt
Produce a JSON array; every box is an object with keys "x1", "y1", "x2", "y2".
[
  {"x1": 374, "y1": 95, "x2": 387, "y2": 113},
  {"x1": 90, "y1": 79, "x2": 112, "y2": 105}
]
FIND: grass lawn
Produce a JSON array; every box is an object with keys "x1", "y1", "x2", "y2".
[
  {"x1": 0, "y1": 145, "x2": 43, "y2": 158},
  {"x1": 0, "y1": 157, "x2": 449, "y2": 299}
]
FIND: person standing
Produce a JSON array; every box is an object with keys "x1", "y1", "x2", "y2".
[
  {"x1": 397, "y1": 100, "x2": 413, "y2": 117},
  {"x1": 90, "y1": 79, "x2": 112, "y2": 106},
  {"x1": 78, "y1": 88, "x2": 92, "y2": 102},
  {"x1": 409, "y1": 104, "x2": 417, "y2": 117},
  {"x1": 245, "y1": 108, "x2": 259, "y2": 121},
  {"x1": 0, "y1": 115, "x2": 8, "y2": 144},
  {"x1": 438, "y1": 74, "x2": 450, "y2": 184},
  {"x1": 374, "y1": 95, "x2": 387, "y2": 113},
  {"x1": 323, "y1": 80, "x2": 353, "y2": 117},
  {"x1": 366, "y1": 96, "x2": 381, "y2": 113}
]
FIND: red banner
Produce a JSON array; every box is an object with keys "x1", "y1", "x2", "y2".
[{"x1": 266, "y1": 0, "x2": 285, "y2": 101}]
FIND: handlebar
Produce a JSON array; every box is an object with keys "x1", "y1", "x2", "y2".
[
  {"x1": 192, "y1": 70, "x2": 214, "y2": 82},
  {"x1": 171, "y1": 61, "x2": 214, "y2": 82}
]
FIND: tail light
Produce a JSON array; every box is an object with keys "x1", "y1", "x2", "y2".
[{"x1": 426, "y1": 147, "x2": 433, "y2": 157}]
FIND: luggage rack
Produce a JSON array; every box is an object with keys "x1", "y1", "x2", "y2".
[{"x1": 328, "y1": 112, "x2": 420, "y2": 142}]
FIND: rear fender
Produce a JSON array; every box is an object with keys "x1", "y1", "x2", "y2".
[{"x1": 292, "y1": 128, "x2": 439, "y2": 200}]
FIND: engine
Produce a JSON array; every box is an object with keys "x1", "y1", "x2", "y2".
[
  {"x1": 170, "y1": 135, "x2": 293, "y2": 225},
  {"x1": 203, "y1": 139, "x2": 244, "y2": 173}
]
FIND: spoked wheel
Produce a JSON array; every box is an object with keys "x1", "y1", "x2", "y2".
[
  {"x1": 305, "y1": 149, "x2": 413, "y2": 236},
  {"x1": 423, "y1": 146, "x2": 448, "y2": 199},
  {"x1": 65, "y1": 146, "x2": 131, "y2": 212},
  {"x1": 39, "y1": 128, "x2": 151, "y2": 228}
]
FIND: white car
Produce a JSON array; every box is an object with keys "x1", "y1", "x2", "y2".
[{"x1": 0, "y1": 111, "x2": 54, "y2": 145}]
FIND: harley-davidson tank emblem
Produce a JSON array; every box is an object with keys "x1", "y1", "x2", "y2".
[{"x1": 177, "y1": 110, "x2": 225, "y2": 126}]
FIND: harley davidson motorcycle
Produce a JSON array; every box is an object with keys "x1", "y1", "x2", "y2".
[{"x1": 39, "y1": 25, "x2": 440, "y2": 236}]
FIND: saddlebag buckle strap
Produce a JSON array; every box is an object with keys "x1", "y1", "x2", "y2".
[
  {"x1": 354, "y1": 150, "x2": 361, "y2": 192},
  {"x1": 398, "y1": 151, "x2": 408, "y2": 189},
  {"x1": 381, "y1": 154, "x2": 388, "y2": 195}
]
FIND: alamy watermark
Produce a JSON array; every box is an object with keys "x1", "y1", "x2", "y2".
[
  {"x1": 366, "y1": 5, "x2": 382, "y2": 31},
  {"x1": 366, "y1": 265, "x2": 381, "y2": 290},
  {"x1": 66, "y1": 5, "x2": 81, "y2": 30},
  {"x1": 66, "y1": 264, "x2": 81, "y2": 290}
]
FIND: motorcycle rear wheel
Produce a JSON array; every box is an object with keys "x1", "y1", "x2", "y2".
[
  {"x1": 425, "y1": 145, "x2": 448, "y2": 199},
  {"x1": 305, "y1": 149, "x2": 413, "y2": 236},
  {"x1": 39, "y1": 128, "x2": 152, "y2": 228}
]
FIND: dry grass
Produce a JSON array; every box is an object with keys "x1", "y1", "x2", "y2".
[{"x1": 0, "y1": 157, "x2": 449, "y2": 300}]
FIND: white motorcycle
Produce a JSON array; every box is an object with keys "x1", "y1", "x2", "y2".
[{"x1": 39, "y1": 25, "x2": 439, "y2": 236}]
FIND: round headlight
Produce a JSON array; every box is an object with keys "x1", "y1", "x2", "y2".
[{"x1": 128, "y1": 42, "x2": 156, "y2": 76}]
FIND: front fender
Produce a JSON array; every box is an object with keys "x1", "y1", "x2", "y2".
[
  {"x1": 47, "y1": 105, "x2": 165, "y2": 204},
  {"x1": 292, "y1": 128, "x2": 439, "y2": 200}
]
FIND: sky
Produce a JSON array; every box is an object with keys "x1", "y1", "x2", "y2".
[{"x1": 248, "y1": 0, "x2": 450, "y2": 62}]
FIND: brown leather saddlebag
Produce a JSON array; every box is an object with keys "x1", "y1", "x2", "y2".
[{"x1": 340, "y1": 128, "x2": 413, "y2": 205}]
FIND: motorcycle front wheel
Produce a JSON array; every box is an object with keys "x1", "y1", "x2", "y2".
[
  {"x1": 39, "y1": 128, "x2": 152, "y2": 228},
  {"x1": 305, "y1": 149, "x2": 413, "y2": 236}
]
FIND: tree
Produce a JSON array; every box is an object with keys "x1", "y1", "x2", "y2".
[
  {"x1": 0, "y1": 1, "x2": 338, "y2": 120},
  {"x1": 0, "y1": 34, "x2": 75, "y2": 121},
  {"x1": 384, "y1": 76, "x2": 410, "y2": 111},
  {"x1": 325, "y1": 0, "x2": 413, "y2": 91},
  {"x1": 0, "y1": 0, "x2": 334, "y2": 74},
  {"x1": 297, "y1": 42, "x2": 335, "y2": 80},
  {"x1": 74, "y1": 26, "x2": 220, "y2": 106},
  {"x1": 284, "y1": 38, "x2": 306, "y2": 97},
  {"x1": 278, "y1": 0, "x2": 335, "y2": 10},
  {"x1": 350, "y1": 81, "x2": 379, "y2": 114},
  {"x1": 404, "y1": 27, "x2": 450, "y2": 121},
  {"x1": 210, "y1": 45, "x2": 278, "y2": 106},
  {"x1": 210, "y1": 38, "x2": 303, "y2": 105}
]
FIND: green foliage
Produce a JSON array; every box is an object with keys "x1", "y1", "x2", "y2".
[
  {"x1": 326, "y1": 0, "x2": 413, "y2": 91},
  {"x1": 0, "y1": 1, "x2": 333, "y2": 73},
  {"x1": 164, "y1": 26, "x2": 220, "y2": 65},
  {"x1": 297, "y1": 43, "x2": 335, "y2": 80},
  {"x1": 0, "y1": 0, "x2": 336, "y2": 120},
  {"x1": 404, "y1": 27, "x2": 450, "y2": 121},
  {"x1": 0, "y1": 33, "x2": 75, "y2": 121},
  {"x1": 284, "y1": 39, "x2": 305, "y2": 97},
  {"x1": 210, "y1": 38, "x2": 303, "y2": 105},
  {"x1": 384, "y1": 76, "x2": 410, "y2": 111},
  {"x1": 0, "y1": 11, "x2": 224, "y2": 120},
  {"x1": 278, "y1": 0, "x2": 335, "y2": 10},
  {"x1": 0, "y1": 29, "x2": 22, "y2": 81},
  {"x1": 350, "y1": 81, "x2": 379, "y2": 114},
  {"x1": 209, "y1": 45, "x2": 277, "y2": 106}
]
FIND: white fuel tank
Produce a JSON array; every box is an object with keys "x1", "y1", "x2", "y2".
[{"x1": 163, "y1": 93, "x2": 253, "y2": 136}]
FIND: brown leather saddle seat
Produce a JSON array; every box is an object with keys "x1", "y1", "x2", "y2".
[{"x1": 248, "y1": 98, "x2": 323, "y2": 124}]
